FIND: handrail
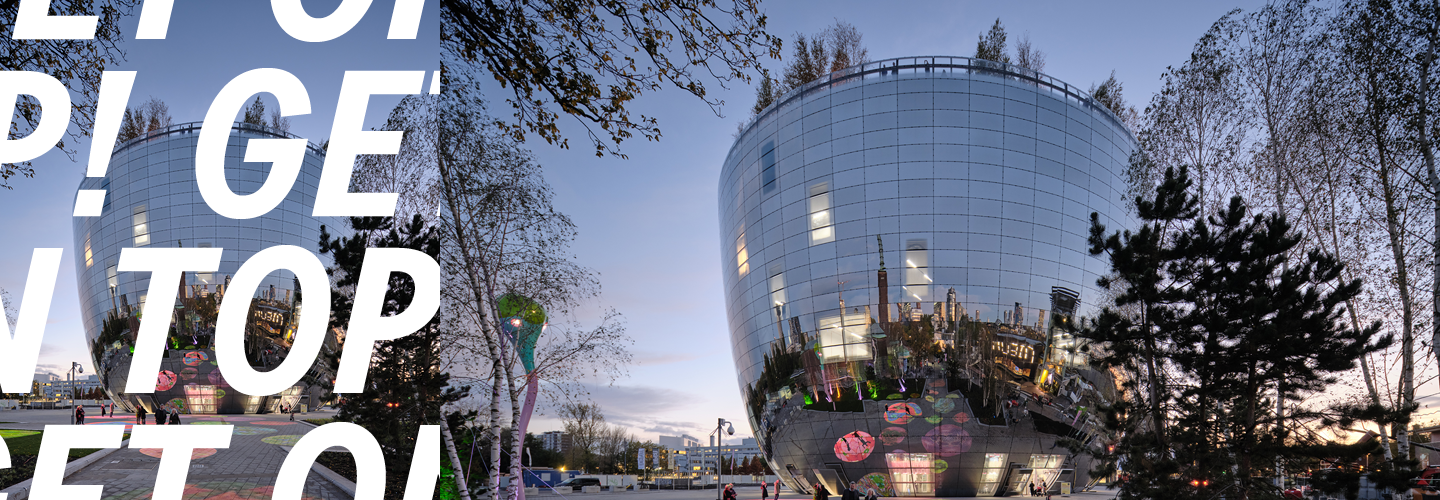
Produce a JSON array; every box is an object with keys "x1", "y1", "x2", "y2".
[
  {"x1": 111, "y1": 120, "x2": 327, "y2": 158},
  {"x1": 734, "y1": 55, "x2": 1136, "y2": 150}
]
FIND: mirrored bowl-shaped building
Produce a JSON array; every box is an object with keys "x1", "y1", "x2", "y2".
[
  {"x1": 719, "y1": 57, "x2": 1136, "y2": 497},
  {"x1": 72, "y1": 122, "x2": 338, "y2": 414}
]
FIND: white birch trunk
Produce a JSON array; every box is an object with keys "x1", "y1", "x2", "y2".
[{"x1": 441, "y1": 414, "x2": 475, "y2": 500}]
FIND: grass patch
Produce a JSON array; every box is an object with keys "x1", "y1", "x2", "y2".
[
  {"x1": 314, "y1": 450, "x2": 410, "y2": 499},
  {"x1": 304, "y1": 417, "x2": 334, "y2": 426},
  {"x1": 0, "y1": 429, "x2": 123, "y2": 490},
  {"x1": 316, "y1": 451, "x2": 356, "y2": 482}
]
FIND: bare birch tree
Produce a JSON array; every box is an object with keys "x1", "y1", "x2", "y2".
[{"x1": 437, "y1": 68, "x2": 631, "y2": 499}]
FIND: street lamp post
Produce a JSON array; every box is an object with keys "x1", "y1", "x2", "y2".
[
  {"x1": 712, "y1": 418, "x2": 734, "y2": 500},
  {"x1": 67, "y1": 362, "x2": 82, "y2": 424}
]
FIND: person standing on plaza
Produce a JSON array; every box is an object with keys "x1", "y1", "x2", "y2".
[
  {"x1": 864, "y1": 484, "x2": 877, "y2": 500},
  {"x1": 99, "y1": 404, "x2": 105, "y2": 417},
  {"x1": 136, "y1": 404, "x2": 146, "y2": 425},
  {"x1": 841, "y1": 482, "x2": 859, "y2": 500},
  {"x1": 813, "y1": 483, "x2": 829, "y2": 500},
  {"x1": 775, "y1": 479, "x2": 782, "y2": 500},
  {"x1": 168, "y1": 406, "x2": 180, "y2": 425},
  {"x1": 75, "y1": 405, "x2": 85, "y2": 424},
  {"x1": 761, "y1": 480, "x2": 769, "y2": 500},
  {"x1": 723, "y1": 484, "x2": 736, "y2": 500}
]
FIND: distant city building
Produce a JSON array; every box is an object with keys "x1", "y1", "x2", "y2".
[
  {"x1": 658, "y1": 434, "x2": 700, "y2": 450},
  {"x1": 38, "y1": 374, "x2": 104, "y2": 399},
  {"x1": 683, "y1": 439, "x2": 764, "y2": 477},
  {"x1": 540, "y1": 431, "x2": 572, "y2": 454}
]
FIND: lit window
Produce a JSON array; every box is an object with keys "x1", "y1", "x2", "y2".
[
  {"x1": 769, "y1": 271, "x2": 787, "y2": 306},
  {"x1": 736, "y1": 233, "x2": 750, "y2": 277},
  {"x1": 886, "y1": 453, "x2": 934, "y2": 495},
  {"x1": 977, "y1": 453, "x2": 1008, "y2": 496},
  {"x1": 84, "y1": 237, "x2": 93, "y2": 268},
  {"x1": 809, "y1": 183, "x2": 834, "y2": 245},
  {"x1": 817, "y1": 309, "x2": 871, "y2": 362},
  {"x1": 903, "y1": 239, "x2": 930, "y2": 302},
  {"x1": 132, "y1": 205, "x2": 150, "y2": 247}
]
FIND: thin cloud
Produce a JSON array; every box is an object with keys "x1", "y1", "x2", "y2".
[{"x1": 632, "y1": 352, "x2": 702, "y2": 366}]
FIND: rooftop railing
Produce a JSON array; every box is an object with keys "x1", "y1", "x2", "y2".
[
  {"x1": 111, "y1": 120, "x2": 327, "y2": 158},
  {"x1": 735, "y1": 55, "x2": 1135, "y2": 147}
]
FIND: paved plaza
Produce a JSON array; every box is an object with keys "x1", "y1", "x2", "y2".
[
  {"x1": 1, "y1": 408, "x2": 1127, "y2": 500},
  {"x1": 0, "y1": 408, "x2": 350, "y2": 500}
]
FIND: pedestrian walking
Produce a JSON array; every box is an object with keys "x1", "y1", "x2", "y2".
[
  {"x1": 290, "y1": 405, "x2": 296, "y2": 421},
  {"x1": 168, "y1": 407, "x2": 180, "y2": 425},
  {"x1": 761, "y1": 481, "x2": 769, "y2": 500},
  {"x1": 841, "y1": 482, "x2": 859, "y2": 500},
  {"x1": 724, "y1": 484, "x2": 737, "y2": 500},
  {"x1": 136, "y1": 405, "x2": 146, "y2": 425},
  {"x1": 99, "y1": 404, "x2": 106, "y2": 417},
  {"x1": 814, "y1": 483, "x2": 829, "y2": 500},
  {"x1": 864, "y1": 485, "x2": 877, "y2": 500},
  {"x1": 775, "y1": 479, "x2": 782, "y2": 500},
  {"x1": 75, "y1": 405, "x2": 85, "y2": 424}
]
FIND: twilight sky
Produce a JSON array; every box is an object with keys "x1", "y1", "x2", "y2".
[{"x1": 10, "y1": 0, "x2": 1427, "y2": 446}]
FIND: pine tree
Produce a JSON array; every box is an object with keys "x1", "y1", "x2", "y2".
[
  {"x1": 752, "y1": 70, "x2": 777, "y2": 116},
  {"x1": 1081, "y1": 166, "x2": 1393, "y2": 500},
  {"x1": 754, "y1": 21, "x2": 869, "y2": 117},
  {"x1": 119, "y1": 107, "x2": 144, "y2": 142},
  {"x1": 242, "y1": 97, "x2": 266, "y2": 126},
  {"x1": 321, "y1": 215, "x2": 468, "y2": 497},
  {"x1": 781, "y1": 34, "x2": 817, "y2": 92},
  {"x1": 975, "y1": 19, "x2": 1010, "y2": 64}
]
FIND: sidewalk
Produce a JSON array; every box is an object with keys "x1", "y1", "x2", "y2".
[{"x1": 0, "y1": 409, "x2": 350, "y2": 500}]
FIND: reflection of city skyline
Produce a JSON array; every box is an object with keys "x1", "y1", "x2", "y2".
[
  {"x1": 72, "y1": 123, "x2": 337, "y2": 415},
  {"x1": 722, "y1": 57, "x2": 1132, "y2": 496}
]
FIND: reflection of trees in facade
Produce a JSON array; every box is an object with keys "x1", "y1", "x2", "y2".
[
  {"x1": 751, "y1": 285, "x2": 1098, "y2": 403},
  {"x1": 73, "y1": 124, "x2": 332, "y2": 414},
  {"x1": 724, "y1": 56, "x2": 1140, "y2": 496}
]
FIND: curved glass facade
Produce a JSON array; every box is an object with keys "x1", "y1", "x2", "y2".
[
  {"x1": 719, "y1": 57, "x2": 1135, "y2": 497},
  {"x1": 71, "y1": 122, "x2": 335, "y2": 414}
]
